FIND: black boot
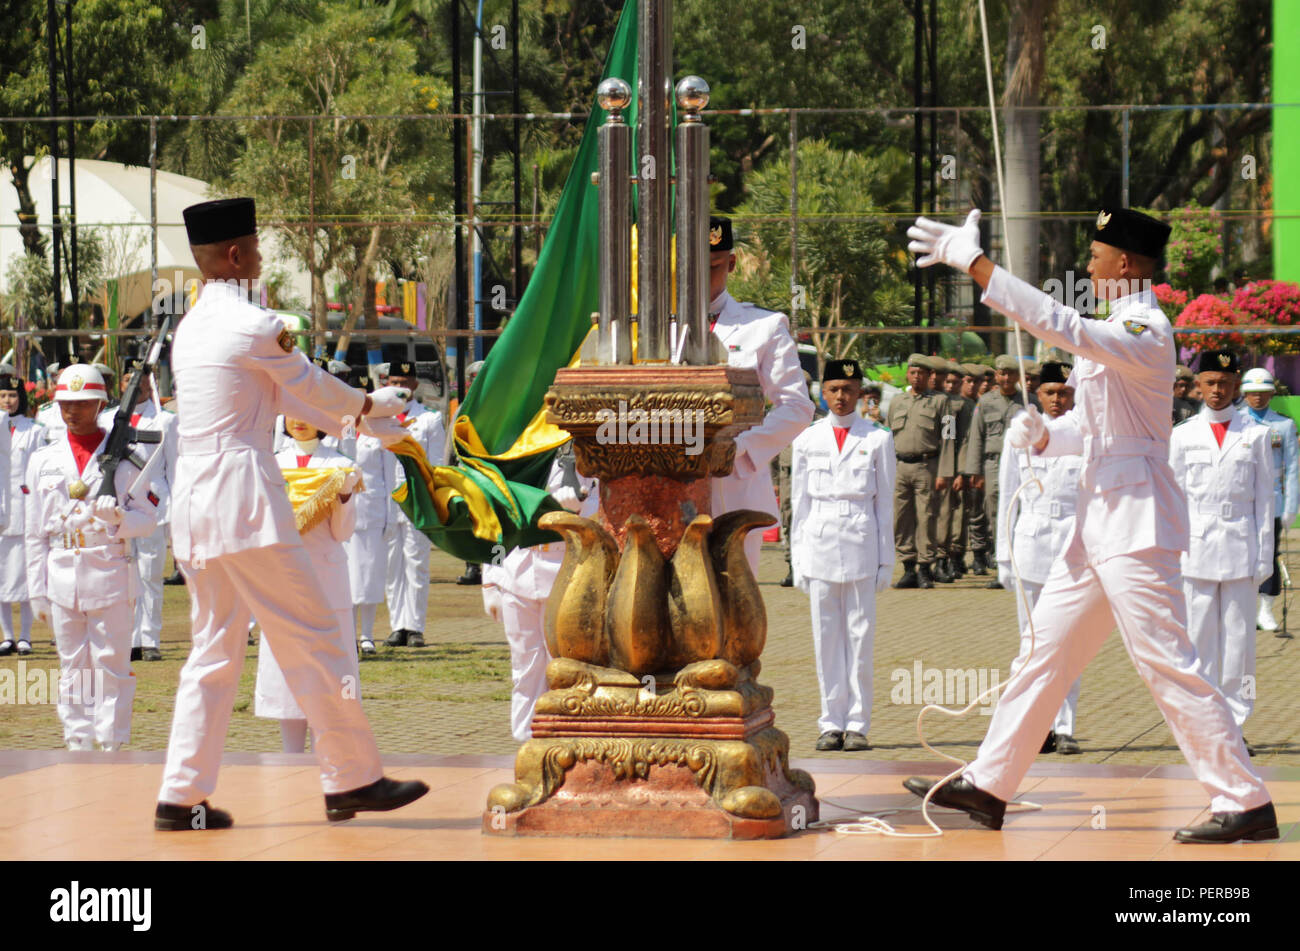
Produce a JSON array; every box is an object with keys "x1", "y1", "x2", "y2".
[
  {"x1": 934, "y1": 558, "x2": 954, "y2": 583},
  {"x1": 163, "y1": 569, "x2": 186, "y2": 586},
  {"x1": 950, "y1": 556, "x2": 965, "y2": 579},
  {"x1": 385, "y1": 628, "x2": 409, "y2": 647},
  {"x1": 893, "y1": 560, "x2": 919, "y2": 589},
  {"x1": 917, "y1": 563, "x2": 935, "y2": 589},
  {"x1": 456, "y1": 563, "x2": 482, "y2": 585},
  {"x1": 970, "y1": 550, "x2": 988, "y2": 576}
]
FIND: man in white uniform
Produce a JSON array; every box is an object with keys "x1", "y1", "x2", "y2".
[
  {"x1": 0, "y1": 367, "x2": 39, "y2": 657},
  {"x1": 1238, "y1": 367, "x2": 1299, "y2": 632},
  {"x1": 156, "y1": 197, "x2": 427, "y2": 830},
  {"x1": 383, "y1": 361, "x2": 446, "y2": 648},
  {"x1": 99, "y1": 363, "x2": 177, "y2": 663},
  {"x1": 706, "y1": 217, "x2": 814, "y2": 574},
  {"x1": 486, "y1": 445, "x2": 597, "y2": 742},
  {"x1": 26, "y1": 364, "x2": 160, "y2": 750},
  {"x1": 1170, "y1": 349, "x2": 1273, "y2": 750},
  {"x1": 996, "y1": 361, "x2": 1083, "y2": 755},
  {"x1": 790, "y1": 359, "x2": 894, "y2": 752},
  {"x1": 903, "y1": 205, "x2": 1277, "y2": 843}
]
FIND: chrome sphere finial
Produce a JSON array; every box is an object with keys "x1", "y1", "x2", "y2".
[
  {"x1": 597, "y1": 77, "x2": 632, "y2": 116},
  {"x1": 675, "y1": 76, "x2": 710, "y2": 116}
]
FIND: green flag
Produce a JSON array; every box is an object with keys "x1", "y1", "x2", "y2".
[{"x1": 392, "y1": 0, "x2": 638, "y2": 562}]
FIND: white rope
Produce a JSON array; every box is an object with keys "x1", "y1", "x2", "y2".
[{"x1": 840, "y1": 0, "x2": 1046, "y2": 839}]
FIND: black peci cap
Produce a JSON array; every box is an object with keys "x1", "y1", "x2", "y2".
[
  {"x1": 1038, "y1": 361, "x2": 1072, "y2": 385},
  {"x1": 709, "y1": 216, "x2": 733, "y2": 252},
  {"x1": 1092, "y1": 207, "x2": 1171, "y2": 260},
  {"x1": 183, "y1": 198, "x2": 257, "y2": 245},
  {"x1": 822, "y1": 359, "x2": 864, "y2": 383},
  {"x1": 1196, "y1": 348, "x2": 1240, "y2": 375}
]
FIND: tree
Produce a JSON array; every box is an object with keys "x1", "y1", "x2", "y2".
[{"x1": 217, "y1": 4, "x2": 452, "y2": 349}]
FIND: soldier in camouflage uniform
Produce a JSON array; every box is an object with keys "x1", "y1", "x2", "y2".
[
  {"x1": 934, "y1": 361, "x2": 976, "y2": 581},
  {"x1": 962, "y1": 355, "x2": 1025, "y2": 588}
]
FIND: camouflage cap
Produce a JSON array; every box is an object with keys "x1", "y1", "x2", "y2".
[{"x1": 994, "y1": 354, "x2": 1021, "y2": 373}]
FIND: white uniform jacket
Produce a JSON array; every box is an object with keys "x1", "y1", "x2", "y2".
[
  {"x1": 1239, "y1": 406, "x2": 1298, "y2": 525},
  {"x1": 995, "y1": 439, "x2": 1081, "y2": 586},
  {"x1": 389, "y1": 400, "x2": 445, "y2": 486},
  {"x1": 24, "y1": 434, "x2": 160, "y2": 610},
  {"x1": 981, "y1": 267, "x2": 1188, "y2": 563},
  {"x1": 342, "y1": 432, "x2": 395, "y2": 535},
  {"x1": 709, "y1": 290, "x2": 815, "y2": 517},
  {"x1": 36, "y1": 401, "x2": 62, "y2": 442},
  {"x1": 169, "y1": 281, "x2": 366, "y2": 563},
  {"x1": 790, "y1": 416, "x2": 895, "y2": 585},
  {"x1": 6, "y1": 417, "x2": 44, "y2": 537},
  {"x1": 1170, "y1": 409, "x2": 1274, "y2": 583},
  {"x1": 273, "y1": 445, "x2": 357, "y2": 612},
  {"x1": 99, "y1": 401, "x2": 178, "y2": 524},
  {"x1": 496, "y1": 457, "x2": 598, "y2": 602}
]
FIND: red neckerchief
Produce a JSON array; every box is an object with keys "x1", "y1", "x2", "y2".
[
  {"x1": 67, "y1": 429, "x2": 104, "y2": 477},
  {"x1": 130, "y1": 412, "x2": 141, "y2": 428},
  {"x1": 296, "y1": 453, "x2": 312, "y2": 468},
  {"x1": 1210, "y1": 421, "x2": 1228, "y2": 447},
  {"x1": 833, "y1": 426, "x2": 850, "y2": 451}
]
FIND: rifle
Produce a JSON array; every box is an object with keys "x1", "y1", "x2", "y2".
[{"x1": 97, "y1": 315, "x2": 173, "y2": 499}]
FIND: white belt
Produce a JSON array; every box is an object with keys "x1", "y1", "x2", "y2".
[
  {"x1": 812, "y1": 498, "x2": 870, "y2": 518},
  {"x1": 1031, "y1": 500, "x2": 1075, "y2": 519},
  {"x1": 179, "y1": 431, "x2": 272, "y2": 455},
  {"x1": 50, "y1": 532, "x2": 128, "y2": 555},
  {"x1": 1196, "y1": 501, "x2": 1250, "y2": 518},
  {"x1": 1081, "y1": 434, "x2": 1165, "y2": 461}
]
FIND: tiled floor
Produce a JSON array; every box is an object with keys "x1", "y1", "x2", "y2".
[{"x1": 3, "y1": 751, "x2": 1295, "y2": 861}]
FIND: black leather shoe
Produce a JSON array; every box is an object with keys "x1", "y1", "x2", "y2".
[
  {"x1": 970, "y1": 552, "x2": 988, "y2": 576},
  {"x1": 407, "y1": 631, "x2": 425, "y2": 648},
  {"x1": 163, "y1": 569, "x2": 186, "y2": 585},
  {"x1": 985, "y1": 579, "x2": 1004, "y2": 589},
  {"x1": 780, "y1": 570, "x2": 794, "y2": 587},
  {"x1": 815, "y1": 731, "x2": 844, "y2": 751},
  {"x1": 130, "y1": 646, "x2": 143, "y2": 662},
  {"x1": 842, "y1": 731, "x2": 872, "y2": 751},
  {"x1": 16, "y1": 640, "x2": 31, "y2": 656},
  {"x1": 324, "y1": 776, "x2": 430, "y2": 822},
  {"x1": 0, "y1": 640, "x2": 14, "y2": 656},
  {"x1": 1174, "y1": 802, "x2": 1278, "y2": 843},
  {"x1": 1055, "y1": 733, "x2": 1081, "y2": 755},
  {"x1": 386, "y1": 629, "x2": 409, "y2": 647},
  {"x1": 904, "y1": 775, "x2": 1006, "y2": 830},
  {"x1": 155, "y1": 800, "x2": 234, "y2": 831},
  {"x1": 950, "y1": 557, "x2": 965, "y2": 579},
  {"x1": 1040, "y1": 731, "x2": 1057, "y2": 754},
  {"x1": 359, "y1": 639, "x2": 377, "y2": 656},
  {"x1": 1243, "y1": 735, "x2": 1256, "y2": 757},
  {"x1": 934, "y1": 559, "x2": 954, "y2": 583},
  {"x1": 917, "y1": 564, "x2": 935, "y2": 589},
  {"x1": 456, "y1": 563, "x2": 482, "y2": 586},
  {"x1": 142, "y1": 647, "x2": 162, "y2": 662}
]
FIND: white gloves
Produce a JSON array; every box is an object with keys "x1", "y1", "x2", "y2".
[
  {"x1": 907, "y1": 209, "x2": 985, "y2": 274},
  {"x1": 1007, "y1": 404, "x2": 1047, "y2": 450},
  {"x1": 32, "y1": 598, "x2": 50, "y2": 623},
  {"x1": 997, "y1": 565, "x2": 1015, "y2": 590},
  {"x1": 482, "y1": 583, "x2": 502, "y2": 623},
  {"x1": 359, "y1": 415, "x2": 410, "y2": 447},
  {"x1": 92, "y1": 496, "x2": 124, "y2": 526},
  {"x1": 366, "y1": 386, "x2": 411, "y2": 418},
  {"x1": 341, "y1": 469, "x2": 362, "y2": 495},
  {"x1": 875, "y1": 565, "x2": 893, "y2": 593}
]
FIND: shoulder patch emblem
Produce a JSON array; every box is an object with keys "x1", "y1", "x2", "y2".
[
  {"x1": 277, "y1": 328, "x2": 295, "y2": 353},
  {"x1": 1123, "y1": 320, "x2": 1147, "y2": 336}
]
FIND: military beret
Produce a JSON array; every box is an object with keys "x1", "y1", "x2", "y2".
[
  {"x1": 1024, "y1": 360, "x2": 1041, "y2": 376},
  {"x1": 994, "y1": 355, "x2": 1021, "y2": 373},
  {"x1": 708, "y1": 216, "x2": 733, "y2": 252},
  {"x1": 1038, "y1": 361, "x2": 1071, "y2": 385},
  {"x1": 822, "y1": 358, "x2": 863, "y2": 383},
  {"x1": 183, "y1": 197, "x2": 257, "y2": 245},
  {"x1": 958, "y1": 363, "x2": 983, "y2": 377},
  {"x1": 1174, "y1": 364, "x2": 1194, "y2": 381},
  {"x1": 1196, "y1": 349, "x2": 1240, "y2": 375},
  {"x1": 907, "y1": 352, "x2": 930, "y2": 369},
  {"x1": 1092, "y1": 207, "x2": 1171, "y2": 260}
]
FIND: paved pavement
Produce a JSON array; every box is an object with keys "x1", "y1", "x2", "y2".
[{"x1": 2, "y1": 542, "x2": 1297, "y2": 769}]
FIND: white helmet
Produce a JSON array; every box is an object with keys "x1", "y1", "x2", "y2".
[
  {"x1": 54, "y1": 364, "x2": 108, "y2": 402},
  {"x1": 1241, "y1": 368, "x2": 1277, "y2": 394}
]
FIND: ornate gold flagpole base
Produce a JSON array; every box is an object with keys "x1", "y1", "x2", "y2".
[{"x1": 482, "y1": 365, "x2": 818, "y2": 839}]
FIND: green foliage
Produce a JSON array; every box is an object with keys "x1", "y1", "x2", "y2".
[
  {"x1": 2, "y1": 251, "x2": 54, "y2": 329},
  {"x1": 1149, "y1": 203, "x2": 1223, "y2": 296}
]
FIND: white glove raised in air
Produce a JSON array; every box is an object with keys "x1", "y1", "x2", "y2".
[
  {"x1": 359, "y1": 415, "x2": 411, "y2": 447},
  {"x1": 366, "y1": 385, "x2": 411, "y2": 418},
  {"x1": 91, "y1": 496, "x2": 124, "y2": 526},
  {"x1": 907, "y1": 209, "x2": 985, "y2": 274},
  {"x1": 1007, "y1": 404, "x2": 1047, "y2": 450}
]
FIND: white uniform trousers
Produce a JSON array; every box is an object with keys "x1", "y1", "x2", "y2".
[
  {"x1": 385, "y1": 517, "x2": 431, "y2": 633},
  {"x1": 52, "y1": 599, "x2": 135, "y2": 747},
  {"x1": 499, "y1": 589, "x2": 550, "y2": 743},
  {"x1": 807, "y1": 577, "x2": 875, "y2": 735},
  {"x1": 965, "y1": 548, "x2": 1268, "y2": 813},
  {"x1": 131, "y1": 527, "x2": 167, "y2": 649},
  {"x1": 1184, "y1": 577, "x2": 1257, "y2": 729},
  {"x1": 1014, "y1": 580, "x2": 1081, "y2": 737},
  {"x1": 158, "y1": 544, "x2": 383, "y2": 804},
  {"x1": 256, "y1": 605, "x2": 358, "y2": 721}
]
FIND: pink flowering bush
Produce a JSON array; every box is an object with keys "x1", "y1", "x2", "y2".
[
  {"x1": 1175, "y1": 293, "x2": 1242, "y2": 351},
  {"x1": 1153, "y1": 283, "x2": 1188, "y2": 310},
  {"x1": 1173, "y1": 280, "x2": 1300, "y2": 355}
]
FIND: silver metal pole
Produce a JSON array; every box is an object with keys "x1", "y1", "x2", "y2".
[
  {"x1": 636, "y1": 0, "x2": 672, "y2": 362},
  {"x1": 597, "y1": 79, "x2": 632, "y2": 365},
  {"x1": 149, "y1": 116, "x2": 158, "y2": 327},
  {"x1": 674, "y1": 76, "x2": 710, "y2": 365}
]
